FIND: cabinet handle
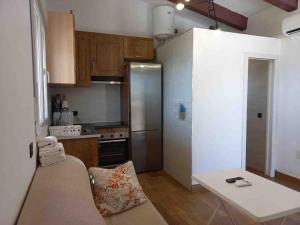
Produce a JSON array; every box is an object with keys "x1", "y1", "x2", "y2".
[
  {"x1": 99, "y1": 139, "x2": 127, "y2": 144},
  {"x1": 135, "y1": 55, "x2": 143, "y2": 58}
]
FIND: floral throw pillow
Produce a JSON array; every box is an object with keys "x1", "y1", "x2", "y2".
[{"x1": 88, "y1": 161, "x2": 147, "y2": 216}]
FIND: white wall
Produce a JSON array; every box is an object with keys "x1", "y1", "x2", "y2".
[
  {"x1": 246, "y1": 60, "x2": 269, "y2": 172},
  {"x1": 246, "y1": 2, "x2": 300, "y2": 37},
  {"x1": 50, "y1": 84, "x2": 121, "y2": 123},
  {"x1": 157, "y1": 29, "x2": 281, "y2": 188},
  {"x1": 0, "y1": 1, "x2": 37, "y2": 224},
  {"x1": 157, "y1": 31, "x2": 193, "y2": 188},
  {"x1": 246, "y1": 3, "x2": 300, "y2": 179},
  {"x1": 276, "y1": 36, "x2": 300, "y2": 179},
  {"x1": 46, "y1": 0, "x2": 238, "y2": 37},
  {"x1": 192, "y1": 29, "x2": 281, "y2": 176}
]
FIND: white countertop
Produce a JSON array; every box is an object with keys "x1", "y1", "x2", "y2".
[{"x1": 193, "y1": 169, "x2": 300, "y2": 222}]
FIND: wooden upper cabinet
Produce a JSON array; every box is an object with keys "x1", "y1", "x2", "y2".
[
  {"x1": 124, "y1": 37, "x2": 154, "y2": 60},
  {"x1": 47, "y1": 11, "x2": 75, "y2": 85},
  {"x1": 75, "y1": 31, "x2": 91, "y2": 86},
  {"x1": 90, "y1": 33, "x2": 124, "y2": 77}
]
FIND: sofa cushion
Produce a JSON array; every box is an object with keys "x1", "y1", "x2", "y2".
[
  {"x1": 17, "y1": 155, "x2": 106, "y2": 225},
  {"x1": 88, "y1": 161, "x2": 146, "y2": 216},
  {"x1": 104, "y1": 197, "x2": 168, "y2": 225}
]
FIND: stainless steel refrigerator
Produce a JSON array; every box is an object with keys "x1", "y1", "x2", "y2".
[{"x1": 129, "y1": 62, "x2": 162, "y2": 173}]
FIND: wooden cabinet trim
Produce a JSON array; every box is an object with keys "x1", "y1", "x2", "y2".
[{"x1": 75, "y1": 31, "x2": 91, "y2": 86}]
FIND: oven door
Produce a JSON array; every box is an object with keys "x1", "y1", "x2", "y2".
[{"x1": 98, "y1": 139, "x2": 128, "y2": 167}]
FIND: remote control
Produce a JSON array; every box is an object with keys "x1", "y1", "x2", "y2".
[{"x1": 226, "y1": 177, "x2": 244, "y2": 183}]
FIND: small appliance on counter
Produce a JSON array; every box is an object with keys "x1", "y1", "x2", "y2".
[
  {"x1": 53, "y1": 111, "x2": 74, "y2": 126},
  {"x1": 51, "y1": 94, "x2": 74, "y2": 126}
]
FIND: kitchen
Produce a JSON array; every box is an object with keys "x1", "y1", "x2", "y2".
[{"x1": 47, "y1": 11, "x2": 163, "y2": 172}]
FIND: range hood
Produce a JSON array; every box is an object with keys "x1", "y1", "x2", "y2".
[{"x1": 91, "y1": 76, "x2": 124, "y2": 84}]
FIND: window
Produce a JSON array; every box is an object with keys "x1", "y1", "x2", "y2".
[{"x1": 30, "y1": 0, "x2": 48, "y2": 134}]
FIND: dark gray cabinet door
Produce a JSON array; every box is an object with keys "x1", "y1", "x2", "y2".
[{"x1": 131, "y1": 130, "x2": 162, "y2": 173}]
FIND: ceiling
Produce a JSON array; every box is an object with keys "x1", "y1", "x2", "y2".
[
  {"x1": 214, "y1": 0, "x2": 271, "y2": 16},
  {"x1": 140, "y1": 0, "x2": 272, "y2": 17}
]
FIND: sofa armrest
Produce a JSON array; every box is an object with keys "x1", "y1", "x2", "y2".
[{"x1": 17, "y1": 155, "x2": 106, "y2": 225}]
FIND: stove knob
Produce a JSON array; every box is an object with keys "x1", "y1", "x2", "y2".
[
  {"x1": 100, "y1": 135, "x2": 104, "y2": 138},
  {"x1": 120, "y1": 134, "x2": 123, "y2": 137},
  {"x1": 110, "y1": 134, "x2": 114, "y2": 138}
]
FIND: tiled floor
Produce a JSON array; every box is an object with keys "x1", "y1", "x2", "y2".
[{"x1": 138, "y1": 171, "x2": 300, "y2": 225}]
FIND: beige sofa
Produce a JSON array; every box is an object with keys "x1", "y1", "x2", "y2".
[{"x1": 17, "y1": 156, "x2": 168, "y2": 225}]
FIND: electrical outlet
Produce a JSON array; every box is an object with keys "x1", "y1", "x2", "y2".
[
  {"x1": 29, "y1": 142, "x2": 34, "y2": 158},
  {"x1": 296, "y1": 151, "x2": 300, "y2": 160}
]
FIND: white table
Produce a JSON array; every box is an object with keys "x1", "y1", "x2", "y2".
[{"x1": 192, "y1": 169, "x2": 300, "y2": 225}]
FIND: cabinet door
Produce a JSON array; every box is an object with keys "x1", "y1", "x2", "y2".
[
  {"x1": 60, "y1": 138, "x2": 98, "y2": 169},
  {"x1": 90, "y1": 33, "x2": 124, "y2": 77},
  {"x1": 75, "y1": 31, "x2": 91, "y2": 86},
  {"x1": 47, "y1": 11, "x2": 75, "y2": 84},
  {"x1": 124, "y1": 37, "x2": 154, "y2": 60}
]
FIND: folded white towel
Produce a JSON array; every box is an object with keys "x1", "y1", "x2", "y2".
[
  {"x1": 37, "y1": 136, "x2": 58, "y2": 148},
  {"x1": 39, "y1": 151, "x2": 66, "y2": 167},
  {"x1": 39, "y1": 148, "x2": 64, "y2": 158},
  {"x1": 39, "y1": 142, "x2": 64, "y2": 155}
]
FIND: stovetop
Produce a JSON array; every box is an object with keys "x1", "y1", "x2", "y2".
[
  {"x1": 79, "y1": 122, "x2": 126, "y2": 129},
  {"x1": 79, "y1": 122, "x2": 128, "y2": 136}
]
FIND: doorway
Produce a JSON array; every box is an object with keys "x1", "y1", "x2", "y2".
[{"x1": 246, "y1": 59, "x2": 272, "y2": 175}]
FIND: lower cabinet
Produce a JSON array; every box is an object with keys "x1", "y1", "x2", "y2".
[{"x1": 60, "y1": 137, "x2": 98, "y2": 169}]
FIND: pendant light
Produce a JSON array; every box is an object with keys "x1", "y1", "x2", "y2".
[
  {"x1": 207, "y1": 0, "x2": 219, "y2": 30},
  {"x1": 175, "y1": 0, "x2": 219, "y2": 30}
]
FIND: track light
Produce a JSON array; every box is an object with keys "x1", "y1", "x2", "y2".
[
  {"x1": 207, "y1": 0, "x2": 219, "y2": 30},
  {"x1": 209, "y1": 23, "x2": 219, "y2": 30}
]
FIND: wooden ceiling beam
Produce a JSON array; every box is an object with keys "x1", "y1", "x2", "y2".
[
  {"x1": 264, "y1": 0, "x2": 298, "y2": 12},
  {"x1": 168, "y1": 0, "x2": 248, "y2": 31}
]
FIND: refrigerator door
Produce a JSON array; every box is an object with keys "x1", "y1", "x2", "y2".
[
  {"x1": 130, "y1": 63, "x2": 162, "y2": 132},
  {"x1": 131, "y1": 130, "x2": 162, "y2": 173}
]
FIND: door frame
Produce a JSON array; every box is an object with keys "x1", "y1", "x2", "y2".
[{"x1": 241, "y1": 53, "x2": 280, "y2": 177}]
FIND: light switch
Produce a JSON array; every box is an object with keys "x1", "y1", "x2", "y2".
[{"x1": 257, "y1": 113, "x2": 263, "y2": 118}]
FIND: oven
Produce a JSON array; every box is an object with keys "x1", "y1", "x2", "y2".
[{"x1": 98, "y1": 138, "x2": 129, "y2": 167}]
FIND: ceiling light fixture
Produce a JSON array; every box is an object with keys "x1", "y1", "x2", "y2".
[
  {"x1": 175, "y1": 0, "x2": 219, "y2": 30},
  {"x1": 176, "y1": 2, "x2": 185, "y2": 10}
]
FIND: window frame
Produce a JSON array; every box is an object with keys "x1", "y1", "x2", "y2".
[{"x1": 30, "y1": 0, "x2": 49, "y2": 136}]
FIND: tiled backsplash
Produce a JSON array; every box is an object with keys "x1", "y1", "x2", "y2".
[{"x1": 50, "y1": 84, "x2": 121, "y2": 123}]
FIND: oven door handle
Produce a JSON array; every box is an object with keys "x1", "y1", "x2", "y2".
[{"x1": 99, "y1": 139, "x2": 127, "y2": 144}]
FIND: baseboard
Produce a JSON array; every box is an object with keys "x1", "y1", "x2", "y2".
[
  {"x1": 247, "y1": 166, "x2": 265, "y2": 175},
  {"x1": 275, "y1": 170, "x2": 300, "y2": 185}
]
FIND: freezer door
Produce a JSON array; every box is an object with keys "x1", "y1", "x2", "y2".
[
  {"x1": 130, "y1": 63, "x2": 162, "y2": 131},
  {"x1": 131, "y1": 130, "x2": 162, "y2": 173}
]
